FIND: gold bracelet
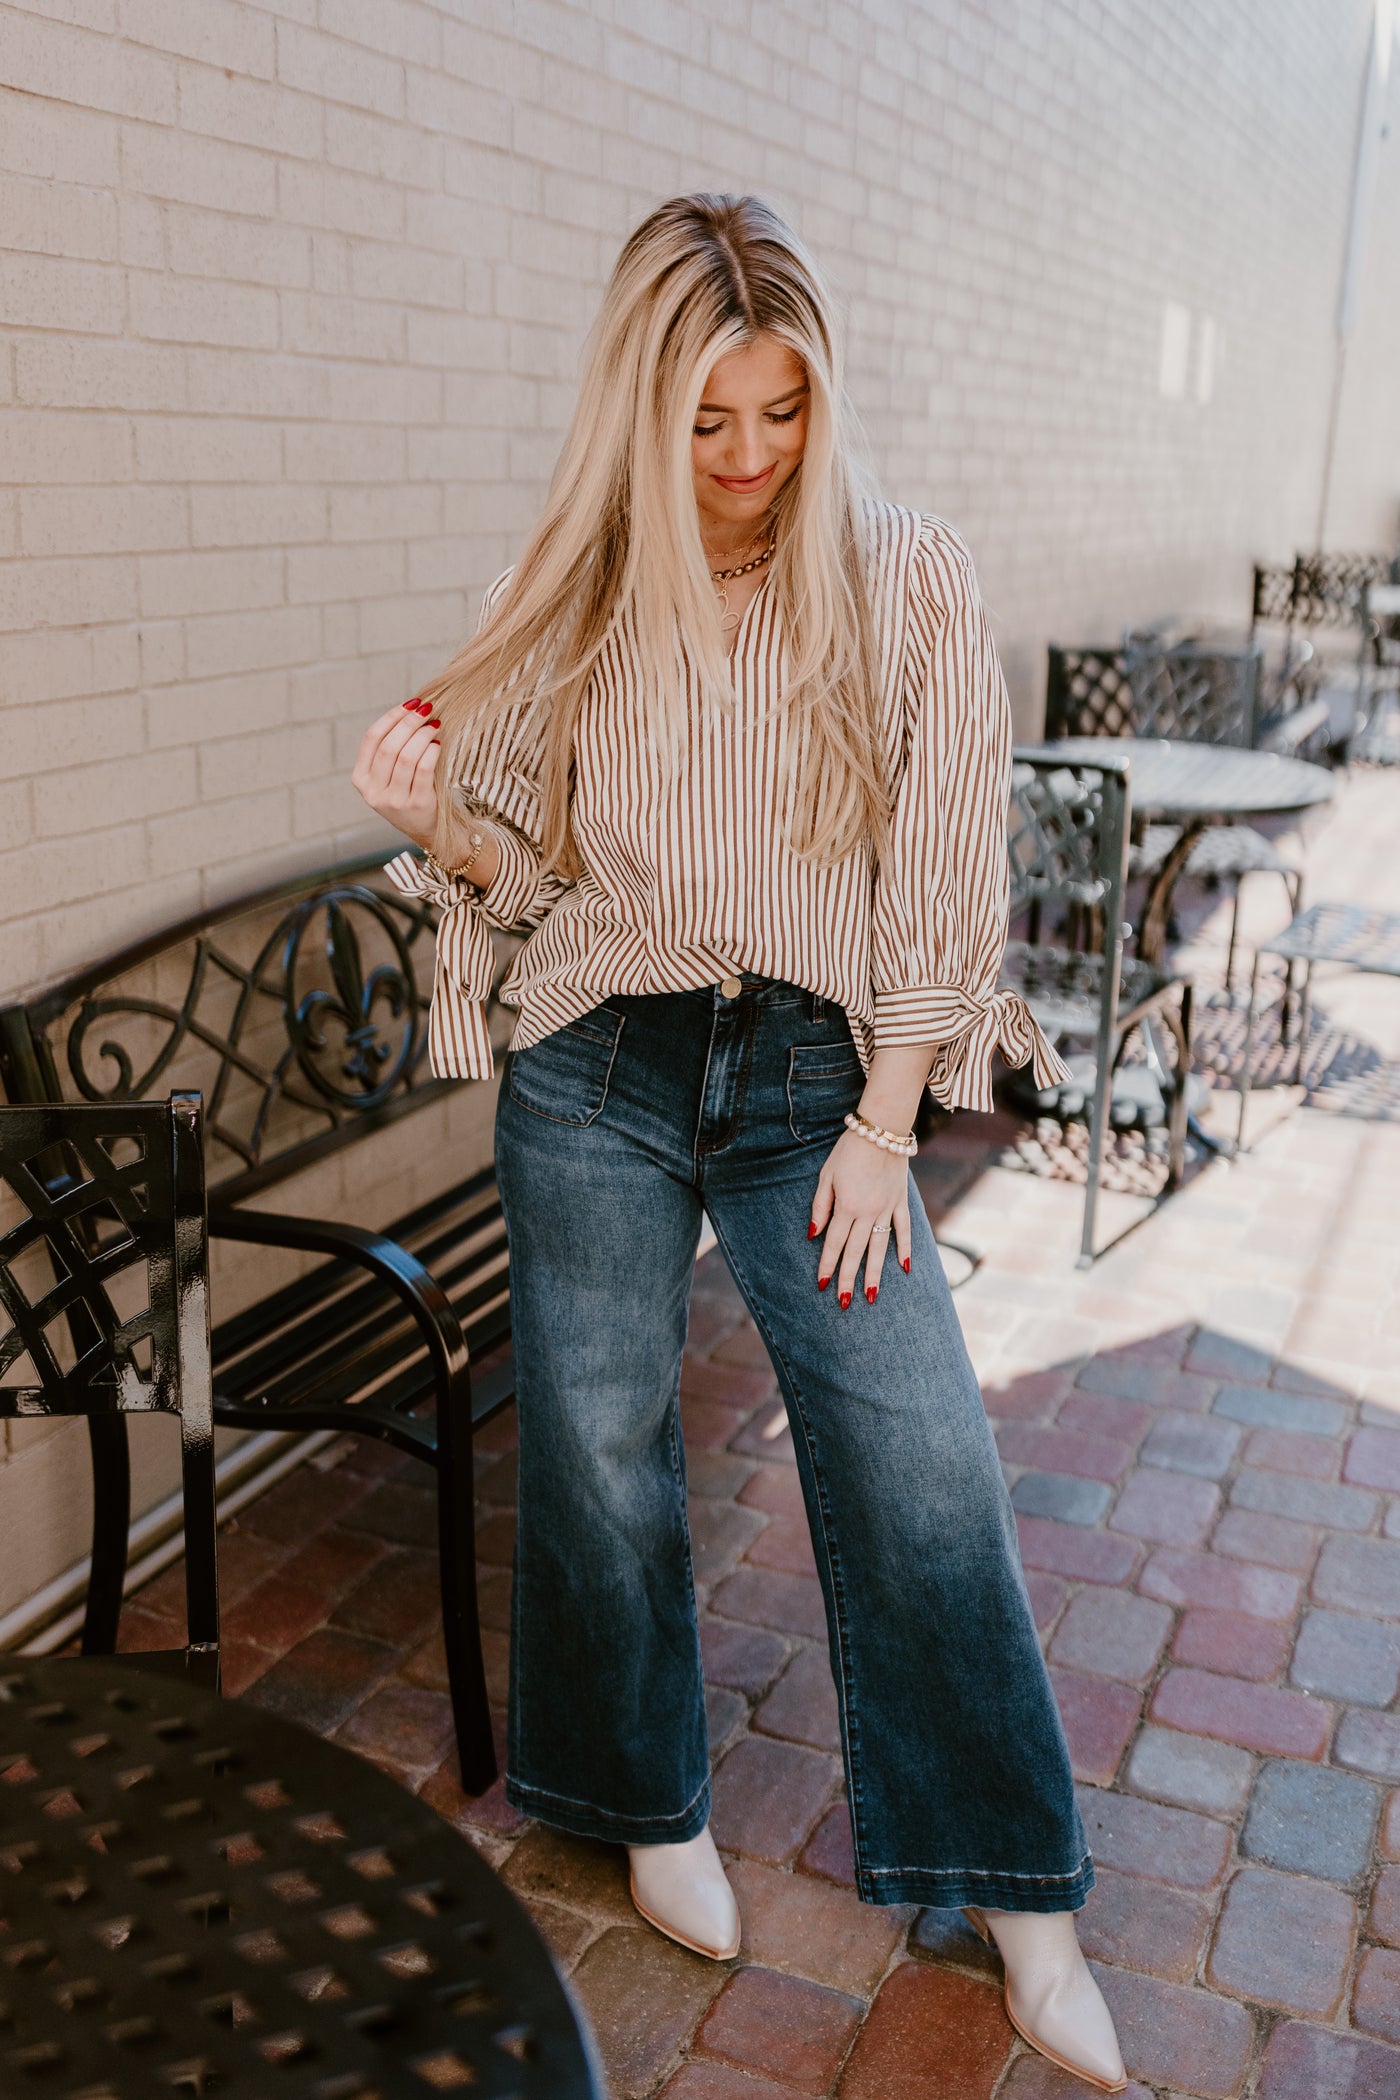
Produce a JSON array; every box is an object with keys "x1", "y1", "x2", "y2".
[{"x1": 426, "y1": 826, "x2": 487, "y2": 886}]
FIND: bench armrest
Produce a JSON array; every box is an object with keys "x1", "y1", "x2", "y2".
[{"x1": 208, "y1": 1203, "x2": 469, "y2": 1395}]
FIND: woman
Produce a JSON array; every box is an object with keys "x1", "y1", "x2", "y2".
[{"x1": 353, "y1": 194, "x2": 1126, "y2": 2093}]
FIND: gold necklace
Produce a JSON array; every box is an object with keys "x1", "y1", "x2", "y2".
[{"x1": 708, "y1": 530, "x2": 775, "y2": 634}]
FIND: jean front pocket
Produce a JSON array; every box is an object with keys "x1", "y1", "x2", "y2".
[
  {"x1": 507, "y1": 1006, "x2": 626, "y2": 1127},
  {"x1": 786, "y1": 1039, "x2": 867, "y2": 1145}
]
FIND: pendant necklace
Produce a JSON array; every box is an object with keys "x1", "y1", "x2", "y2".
[{"x1": 709, "y1": 528, "x2": 775, "y2": 636}]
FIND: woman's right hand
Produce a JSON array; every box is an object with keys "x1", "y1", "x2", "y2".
[{"x1": 351, "y1": 699, "x2": 442, "y2": 849}]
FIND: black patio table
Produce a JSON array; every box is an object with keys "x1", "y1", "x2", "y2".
[
  {"x1": 0, "y1": 1653, "x2": 602, "y2": 2100},
  {"x1": 1017, "y1": 737, "x2": 1336, "y2": 964}
]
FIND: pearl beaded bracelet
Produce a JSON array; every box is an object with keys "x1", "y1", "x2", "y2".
[{"x1": 843, "y1": 1109, "x2": 917, "y2": 1157}]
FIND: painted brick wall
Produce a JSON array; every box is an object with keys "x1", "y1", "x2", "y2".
[
  {"x1": 1, "y1": 0, "x2": 1397, "y2": 1616},
  {"x1": 4, "y1": 0, "x2": 1398, "y2": 994}
]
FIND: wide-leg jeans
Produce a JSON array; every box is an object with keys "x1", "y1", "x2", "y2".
[{"x1": 493, "y1": 971, "x2": 1093, "y2": 1911}]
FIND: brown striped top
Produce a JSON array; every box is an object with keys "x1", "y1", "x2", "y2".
[{"x1": 385, "y1": 503, "x2": 1068, "y2": 1112}]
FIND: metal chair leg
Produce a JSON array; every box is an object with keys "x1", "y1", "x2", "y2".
[
  {"x1": 179, "y1": 1428, "x2": 221, "y2": 1676},
  {"x1": 1296, "y1": 960, "x2": 1314, "y2": 1089},
  {"x1": 436, "y1": 1384, "x2": 498, "y2": 1795},
  {"x1": 1236, "y1": 949, "x2": 1264, "y2": 1153},
  {"x1": 81, "y1": 1415, "x2": 132, "y2": 1655},
  {"x1": 1223, "y1": 882, "x2": 1242, "y2": 994},
  {"x1": 1166, "y1": 983, "x2": 1193, "y2": 1188},
  {"x1": 1077, "y1": 1030, "x2": 1114, "y2": 1268},
  {"x1": 166, "y1": 1091, "x2": 219, "y2": 1678},
  {"x1": 1280, "y1": 872, "x2": 1303, "y2": 1043}
]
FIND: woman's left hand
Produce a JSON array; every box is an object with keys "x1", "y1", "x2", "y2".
[{"x1": 810, "y1": 1129, "x2": 912, "y2": 1307}]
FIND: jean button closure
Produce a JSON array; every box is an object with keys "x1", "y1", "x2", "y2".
[{"x1": 719, "y1": 974, "x2": 742, "y2": 998}]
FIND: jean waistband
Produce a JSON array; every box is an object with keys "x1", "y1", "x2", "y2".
[{"x1": 611, "y1": 973, "x2": 825, "y2": 1015}]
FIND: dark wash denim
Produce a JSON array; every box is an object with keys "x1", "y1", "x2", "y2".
[{"x1": 493, "y1": 972, "x2": 1093, "y2": 1911}]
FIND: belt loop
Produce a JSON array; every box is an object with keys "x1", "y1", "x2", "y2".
[{"x1": 811, "y1": 990, "x2": 826, "y2": 1021}]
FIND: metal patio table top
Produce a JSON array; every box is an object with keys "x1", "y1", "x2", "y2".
[
  {"x1": 0, "y1": 1653, "x2": 601, "y2": 2100},
  {"x1": 1018, "y1": 736, "x2": 1336, "y2": 823}
]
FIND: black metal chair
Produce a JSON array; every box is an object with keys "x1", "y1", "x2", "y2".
[
  {"x1": 1046, "y1": 641, "x2": 1302, "y2": 992},
  {"x1": 1046, "y1": 639, "x2": 1261, "y2": 746},
  {"x1": 0, "y1": 1093, "x2": 219, "y2": 1686},
  {"x1": 1002, "y1": 751, "x2": 1194, "y2": 1265},
  {"x1": 1250, "y1": 550, "x2": 1398, "y2": 644},
  {"x1": 1237, "y1": 905, "x2": 1400, "y2": 1149}
]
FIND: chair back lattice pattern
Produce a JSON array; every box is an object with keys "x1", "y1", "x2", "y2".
[
  {"x1": 0, "y1": 853, "x2": 517, "y2": 1203},
  {"x1": 1045, "y1": 644, "x2": 1260, "y2": 748},
  {"x1": 0, "y1": 1096, "x2": 208, "y2": 1418},
  {"x1": 1007, "y1": 751, "x2": 1130, "y2": 921},
  {"x1": 1252, "y1": 552, "x2": 1400, "y2": 634},
  {"x1": 1005, "y1": 753, "x2": 1142, "y2": 1268}
]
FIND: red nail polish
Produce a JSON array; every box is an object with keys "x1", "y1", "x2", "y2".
[
  {"x1": 817, "y1": 1274, "x2": 830, "y2": 1291},
  {"x1": 401, "y1": 699, "x2": 418, "y2": 709},
  {"x1": 902, "y1": 1256, "x2": 910, "y2": 1273},
  {"x1": 839, "y1": 1291, "x2": 851, "y2": 1310},
  {"x1": 866, "y1": 1285, "x2": 878, "y2": 1304},
  {"x1": 807, "y1": 1221, "x2": 818, "y2": 1240},
  {"x1": 416, "y1": 700, "x2": 433, "y2": 715},
  {"x1": 428, "y1": 718, "x2": 441, "y2": 729}
]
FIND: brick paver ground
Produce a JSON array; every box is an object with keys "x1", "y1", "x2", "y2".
[{"x1": 108, "y1": 770, "x2": 1400, "y2": 2096}]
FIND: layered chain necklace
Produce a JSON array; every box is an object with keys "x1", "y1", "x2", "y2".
[{"x1": 708, "y1": 525, "x2": 775, "y2": 635}]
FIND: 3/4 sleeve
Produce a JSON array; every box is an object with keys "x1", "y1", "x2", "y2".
[
  {"x1": 869, "y1": 517, "x2": 1071, "y2": 1113},
  {"x1": 383, "y1": 571, "x2": 573, "y2": 1080}
]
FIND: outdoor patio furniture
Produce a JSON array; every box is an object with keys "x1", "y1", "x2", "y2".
[
  {"x1": 1250, "y1": 550, "x2": 1398, "y2": 640},
  {"x1": 1250, "y1": 637, "x2": 1333, "y2": 762},
  {"x1": 1019, "y1": 737, "x2": 1335, "y2": 967},
  {"x1": 1045, "y1": 642, "x2": 1305, "y2": 985},
  {"x1": 1128, "y1": 821, "x2": 1302, "y2": 993},
  {"x1": 1348, "y1": 580, "x2": 1400, "y2": 766},
  {"x1": 1002, "y1": 749, "x2": 1194, "y2": 1265},
  {"x1": 0, "y1": 1652, "x2": 601, "y2": 2099},
  {"x1": 1113, "y1": 624, "x2": 1331, "y2": 759},
  {"x1": 1236, "y1": 903, "x2": 1400, "y2": 1150},
  {"x1": 1046, "y1": 640, "x2": 1262, "y2": 747},
  {"x1": 1250, "y1": 552, "x2": 1400, "y2": 759},
  {"x1": 0, "y1": 854, "x2": 517, "y2": 1793},
  {"x1": 0, "y1": 1093, "x2": 220, "y2": 1690}
]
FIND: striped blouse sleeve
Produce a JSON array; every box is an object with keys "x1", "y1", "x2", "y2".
[
  {"x1": 869, "y1": 517, "x2": 1071, "y2": 1113},
  {"x1": 383, "y1": 570, "x2": 573, "y2": 1080}
]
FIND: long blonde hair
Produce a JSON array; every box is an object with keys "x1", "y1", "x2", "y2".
[{"x1": 424, "y1": 192, "x2": 890, "y2": 883}]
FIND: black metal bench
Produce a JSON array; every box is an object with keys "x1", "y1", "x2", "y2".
[{"x1": 0, "y1": 850, "x2": 520, "y2": 1792}]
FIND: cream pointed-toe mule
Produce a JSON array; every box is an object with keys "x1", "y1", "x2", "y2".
[
  {"x1": 964, "y1": 1906, "x2": 1127, "y2": 2094},
  {"x1": 628, "y1": 1825, "x2": 741, "y2": 1961}
]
